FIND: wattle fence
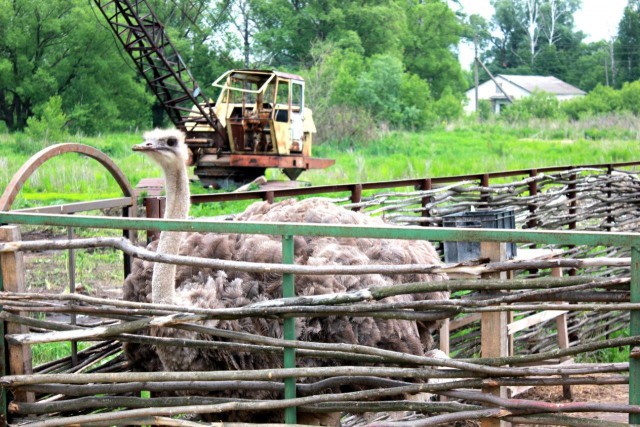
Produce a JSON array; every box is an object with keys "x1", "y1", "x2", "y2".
[{"x1": 1, "y1": 160, "x2": 640, "y2": 425}]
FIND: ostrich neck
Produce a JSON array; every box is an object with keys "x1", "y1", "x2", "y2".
[{"x1": 152, "y1": 166, "x2": 190, "y2": 304}]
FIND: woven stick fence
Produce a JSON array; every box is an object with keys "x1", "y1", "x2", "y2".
[
  {"x1": 321, "y1": 166, "x2": 640, "y2": 361},
  {"x1": 1, "y1": 211, "x2": 640, "y2": 426}
]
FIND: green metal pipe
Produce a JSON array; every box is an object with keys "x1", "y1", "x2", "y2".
[
  {"x1": 1, "y1": 212, "x2": 639, "y2": 248},
  {"x1": 0, "y1": 262, "x2": 6, "y2": 426},
  {"x1": 630, "y1": 246, "x2": 640, "y2": 425},
  {"x1": 282, "y1": 235, "x2": 296, "y2": 424}
]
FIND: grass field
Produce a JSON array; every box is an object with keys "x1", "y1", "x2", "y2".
[{"x1": 2, "y1": 120, "x2": 638, "y2": 214}]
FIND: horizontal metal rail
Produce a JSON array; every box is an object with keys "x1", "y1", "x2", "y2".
[
  {"x1": 1, "y1": 212, "x2": 640, "y2": 247},
  {"x1": 189, "y1": 161, "x2": 640, "y2": 204}
]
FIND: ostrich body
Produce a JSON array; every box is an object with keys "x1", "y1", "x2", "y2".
[{"x1": 125, "y1": 129, "x2": 449, "y2": 421}]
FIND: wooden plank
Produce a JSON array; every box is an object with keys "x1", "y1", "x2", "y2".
[
  {"x1": 450, "y1": 313, "x2": 482, "y2": 330},
  {"x1": 480, "y1": 241, "x2": 509, "y2": 427},
  {"x1": 552, "y1": 266, "x2": 573, "y2": 400},
  {"x1": 507, "y1": 310, "x2": 569, "y2": 335},
  {"x1": 439, "y1": 318, "x2": 450, "y2": 355},
  {"x1": 15, "y1": 197, "x2": 134, "y2": 214},
  {"x1": 0, "y1": 226, "x2": 34, "y2": 404},
  {"x1": 512, "y1": 248, "x2": 564, "y2": 261}
]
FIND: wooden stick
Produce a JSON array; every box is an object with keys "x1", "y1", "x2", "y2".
[
  {"x1": 14, "y1": 375, "x2": 628, "y2": 399},
  {"x1": 369, "y1": 408, "x2": 511, "y2": 427},
  {"x1": 0, "y1": 236, "x2": 631, "y2": 276},
  {"x1": 1, "y1": 363, "x2": 629, "y2": 390},
  {"x1": 504, "y1": 414, "x2": 627, "y2": 427},
  {"x1": 443, "y1": 389, "x2": 640, "y2": 414}
]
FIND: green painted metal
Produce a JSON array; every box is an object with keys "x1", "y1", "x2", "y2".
[
  {"x1": 0, "y1": 262, "x2": 6, "y2": 426},
  {"x1": 2, "y1": 212, "x2": 640, "y2": 248},
  {"x1": 631, "y1": 246, "x2": 640, "y2": 425},
  {"x1": 282, "y1": 235, "x2": 296, "y2": 424}
]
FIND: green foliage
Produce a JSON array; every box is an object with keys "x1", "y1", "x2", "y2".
[
  {"x1": 0, "y1": 0, "x2": 153, "y2": 134},
  {"x1": 617, "y1": 0, "x2": 640, "y2": 83},
  {"x1": 477, "y1": 99, "x2": 493, "y2": 121},
  {"x1": 619, "y1": 80, "x2": 640, "y2": 114},
  {"x1": 403, "y1": 0, "x2": 466, "y2": 97},
  {"x1": 501, "y1": 91, "x2": 564, "y2": 121},
  {"x1": 25, "y1": 96, "x2": 68, "y2": 144},
  {"x1": 434, "y1": 87, "x2": 463, "y2": 123},
  {"x1": 303, "y1": 43, "x2": 453, "y2": 141},
  {"x1": 399, "y1": 73, "x2": 436, "y2": 129},
  {"x1": 562, "y1": 85, "x2": 635, "y2": 120}
]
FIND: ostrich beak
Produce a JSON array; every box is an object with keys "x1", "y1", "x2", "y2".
[{"x1": 132, "y1": 142, "x2": 157, "y2": 152}]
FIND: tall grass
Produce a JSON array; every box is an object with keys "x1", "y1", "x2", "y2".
[{"x1": 2, "y1": 120, "x2": 638, "y2": 211}]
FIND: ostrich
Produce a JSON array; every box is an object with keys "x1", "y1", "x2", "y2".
[{"x1": 124, "y1": 128, "x2": 449, "y2": 421}]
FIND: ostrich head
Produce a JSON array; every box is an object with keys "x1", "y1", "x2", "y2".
[
  {"x1": 132, "y1": 128, "x2": 191, "y2": 304},
  {"x1": 133, "y1": 128, "x2": 189, "y2": 171}
]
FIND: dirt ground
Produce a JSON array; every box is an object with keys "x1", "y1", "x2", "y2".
[{"x1": 518, "y1": 383, "x2": 629, "y2": 424}]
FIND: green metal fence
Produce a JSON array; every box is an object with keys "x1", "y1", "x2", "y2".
[{"x1": 1, "y1": 211, "x2": 640, "y2": 424}]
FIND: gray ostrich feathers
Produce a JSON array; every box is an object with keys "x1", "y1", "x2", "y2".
[{"x1": 124, "y1": 129, "x2": 449, "y2": 421}]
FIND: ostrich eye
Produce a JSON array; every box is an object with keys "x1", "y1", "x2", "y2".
[{"x1": 166, "y1": 137, "x2": 177, "y2": 147}]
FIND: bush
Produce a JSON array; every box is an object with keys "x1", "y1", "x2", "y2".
[
  {"x1": 501, "y1": 91, "x2": 564, "y2": 122},
  {"x1": 477, "y1": 99, "x2": 493, "y2": 121},
  {"x1": 620, "y1": 81, "x2": 640, "y2": 114},
  {"x1": 434, "y1": 87, "x2": 462, "y2": 122},
  {"x1": 562, "y1": 85, "x2": 622, "y2": 119},
  {"x1": 25, "y1": 96, "x2": 68, "y2": 144}
]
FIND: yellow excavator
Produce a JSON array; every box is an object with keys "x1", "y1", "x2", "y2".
[{"x1": 93, "y1": 0, "x2": 334, "y2": 187}]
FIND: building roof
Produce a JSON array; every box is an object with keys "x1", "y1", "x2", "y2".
[{"x1": 497, "y1": 75, "x2": 585, "y2": 96}]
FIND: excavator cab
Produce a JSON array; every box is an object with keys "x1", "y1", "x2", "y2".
[{"x1": 212, "y1": 70, "x2": 315, "y2": 158}]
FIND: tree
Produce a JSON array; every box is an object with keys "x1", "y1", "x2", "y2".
[
  {"x1": 617, "y1": 0, "x2": 640, "y2": 84},
  {"x1": 484, "y1": 0, "x2": 583, "y2": 80},
  {"x1": 522, "y1": 0, "x2": 540, "y2": 61},
  {"x1": 0, "y1": 0, "x2": 153, "y2": 133},
  {"x1": 403, "y1": 0, "x2": 466, "y2": 97},
  {"x1": 537, "y1": 0, "x2": 580, "y2": 46}
]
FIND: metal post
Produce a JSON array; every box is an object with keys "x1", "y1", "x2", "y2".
[
  {"x1": 143, "y1": 197, "x2": 162, "y2": 242},
  {"x1": 122, "y1": 206, "x2": 134, "y2": 277},
  {"x1": 480, "y1": 174, "x2": 490, "y2": 207},
  {"x1": 527, "y1": 169, "x2": 538, "y2": 230},
  {"x1": 606, "y1": 165, "x2": 614, "y2": 232},
  {"x1": 67, "y1": 226, "x2": 78, "y2": 366},
  {"x1": 568, "y1": 171, "x2": 577, "y2": 277},
  {"x1": 0, "y1": 261, "x2": 6, "y2": 427},
  {"x1": 282, "y1": 234, "x2": 296, "y2": 424},
  {"x1": 351, "y1": 184, "x2": 362, "y2": 212},
  {"x1": 420, "y1": 178, "x2": 432, "y2": 226},
  {"x1": 630, "y1": 246, "x2": 640, "y2": 425},
  {"x1": 265, "y1": 191, "x2": 275, "y2": 204}
]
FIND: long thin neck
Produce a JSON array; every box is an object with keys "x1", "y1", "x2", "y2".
[{"x1": 151, "y1": 165, "x2": 190, "y2": 304}]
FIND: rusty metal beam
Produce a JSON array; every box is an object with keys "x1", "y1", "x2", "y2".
[
  {"x1": 229, "y1": 154, "x2": 335, "y2": 170},
  {"x1": 0, "y1": 144, "x2": 136, "y2": 212}
]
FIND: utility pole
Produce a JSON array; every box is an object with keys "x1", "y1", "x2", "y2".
[
  {"x1": 609, "y1": 38, "x2": 617, "y2": 87},
  {"x1": 605, "y1": 56, "x2": 610, "y2": 86},
  {"x1": 474, "y1": 34, "x2": 479, "y2": 114}
]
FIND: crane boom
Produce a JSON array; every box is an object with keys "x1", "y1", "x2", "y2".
[{"x1": 93, "y1": 0, "x2": 226, "y2": 146}]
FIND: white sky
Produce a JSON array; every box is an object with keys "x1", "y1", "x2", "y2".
[{"x1": 454, "y1": 0, "x2": 628, "y2": 67}]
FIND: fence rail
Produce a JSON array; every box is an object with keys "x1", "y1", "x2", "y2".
[{"x1": 0, "y1": 212, "x2": 639, "y2": 426}]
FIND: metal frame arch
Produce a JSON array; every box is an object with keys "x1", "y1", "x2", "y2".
[{"x1": 0, "y1": 143, "x2": 136, "y2": 212}]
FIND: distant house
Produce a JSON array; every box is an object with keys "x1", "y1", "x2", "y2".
[{"x1": 464, "y1": 75, "x2": 586, "y2": 114}]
